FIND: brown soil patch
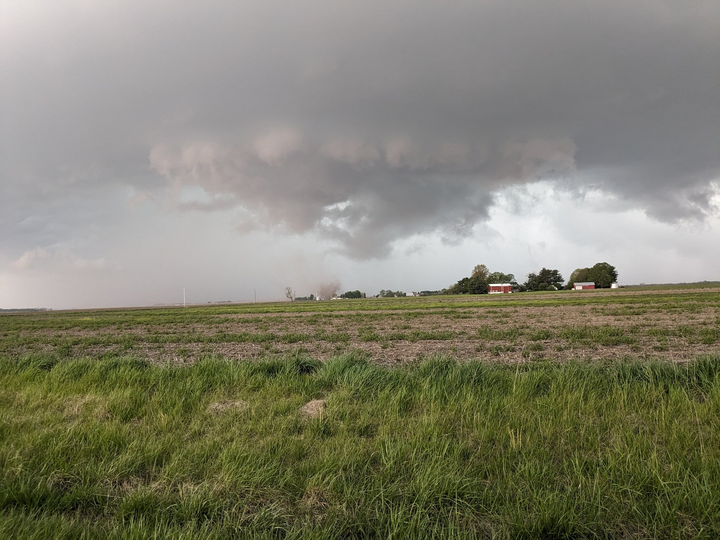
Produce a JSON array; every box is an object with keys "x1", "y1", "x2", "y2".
[
  {"x1": 300, "y1": 399, "x2": 326, "y2": 418},
  {"x1": 61, "y1": 394, "x2": 112, "y2": 420},
  {"x1": 207, "y1": 399, "x2": 249, "y2": 414}
]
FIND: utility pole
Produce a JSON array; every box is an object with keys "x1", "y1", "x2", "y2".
[
  {"x1": 254, "y1": 289, "x2": 256, "y2": 304},
  {"x1": 183, "y1": 288, "x2": 186, "y2": 307}
]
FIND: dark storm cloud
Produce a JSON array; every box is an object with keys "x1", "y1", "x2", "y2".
[{"x1": 2, "y1": 0, "x2": 719, "y2": 259}]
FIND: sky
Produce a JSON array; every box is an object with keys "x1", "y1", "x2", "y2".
[{"x1": 1, "y1": 0, "x2": 719, "y2": 309}]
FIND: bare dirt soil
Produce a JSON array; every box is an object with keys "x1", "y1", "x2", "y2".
[
  {"x1": 300, "y1": 400, "x2": 326, "y2": 418},
  {"x1": 207, "y1": 400, "x2": 249, "y2": 414},
  {"x1": 9, "y1": 291, "x2": 719, "y2": 364}
]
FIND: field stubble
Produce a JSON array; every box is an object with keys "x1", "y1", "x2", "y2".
[{"x1": 2, "y1": 288, "x2": 719, "y2": 365}]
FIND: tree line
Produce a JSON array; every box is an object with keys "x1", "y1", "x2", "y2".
[
  {"x1": 447, "y1": 262, "x2": 618, "y2": 293},
  {"x1": 290, "y1": 261, "x2": 618, "y2": 301}
]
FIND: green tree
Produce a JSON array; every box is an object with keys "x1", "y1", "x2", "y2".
[
  {"x1": 471, "y1": 264, "x2": 489, "y2": 281},
  {"x1": 587, "y1": 262, "x2": 618, "y2": 288},
  {"x1": 448, "y1": 274, "x2": 488, "y2": 294},
  {"x1": 487, "y1": 271, "x2": 516, "y2": 284},
  {"x1": 525, "y1": 268, "x2": 564, "y2": 291},
  {"x1": 467, "y1": 275, "x2": 488, "y2": 294},
  {"x1": 447, "y1": 264, "x2": 497, "y2": 294},
  {"x1": 566, "y1": 268, "x2": 590, "y2": 289},
  {"x1": 448, "y1": 277, "x2": 471, "y2": 294},
  {"x1": 378, "y1": 290, "x2": 405, "y2": 298}
]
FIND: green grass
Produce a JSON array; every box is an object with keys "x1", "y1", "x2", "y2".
[
  {"x1": 558, "y1": 326, "x2": 637, "y2": 347},
  {"x1": 2, "y1": 353, "x2": 720, "y2": 538}
]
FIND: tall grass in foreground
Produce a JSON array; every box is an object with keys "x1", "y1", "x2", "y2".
[{"x1": 1, "y1": 353, "x2": 719, "y2": 539}]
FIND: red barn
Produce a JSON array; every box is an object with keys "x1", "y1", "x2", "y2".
[
  {"x1": 489, "y1": 283, "x2": 513, "y2": 294},
  {"x1": 573, "y1": 282, "x2": 595, "y2": 290}
]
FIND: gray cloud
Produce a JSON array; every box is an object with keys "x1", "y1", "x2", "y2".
[{"x1": 2, "y1": 0, "x2": 719, "y2": 262}]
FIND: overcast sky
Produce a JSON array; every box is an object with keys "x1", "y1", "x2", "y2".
[{"x1": 1, "y1": 0, "x2": 719, "y2": 309}]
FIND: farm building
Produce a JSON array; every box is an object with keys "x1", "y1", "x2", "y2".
[
  {"x1": 489, "y1": 283, "x2": 513, "y2": 294},
  {"x1": 573, "y1": 282, "x2": 595, "y2": 290}
]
